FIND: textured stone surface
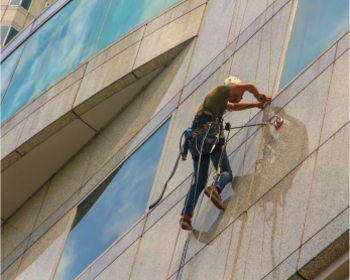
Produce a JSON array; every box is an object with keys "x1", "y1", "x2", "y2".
[
  {"x1": 126, "y1": 94, "x2": 178, "y2": 157},
  {"x1": 303, "y1": 124, "x2": 349, "y2": 243},
  {"x1": 1, "y1": 120, "x2": 25, "y2": 159},
  {"x1": 74, "y1": 42, "x2": 140, "y2": 114},
  {"x1": 257, "y1": 153, "x2": 316, "y2": 278},
  {"x1": 1, "y1": 222, "x2": 27, "y2": 262},
  {"x1": 130, "y1": 199, "x2": 188, "y2": 279},
  {"x1": 86, "y1": 26, "x2": 145, "y2": 75},
  {"x1": 298, "y1": 208, "x2": 349, "y2": 279},
  {"x1": 145, "y1": 175, "x2": 191, "y2": 233},
  {"x1": 33, "y1": 140, "x2": 93, "y2": 230},
  {"x1": 320, "y1": 50, "x2": 349, "y2": 144},
  {"x1": 95, "y1": 239, "x2": 140, "y2": 280},
  {"x1": 16, "y1": 112, "x2": 78, "y2": 156},
  {"x1": 15, "y1": 210, "x2": 73, "y2": 280},
  {"x1": 1, "y1": 237, "x2": 28, "y2": 274},
  {"x1": 317, "y1": 44, "x2": 336, "y2": 76},
  {"x1": 88, "y1": 218, "x2": 145, "y2": 280},
  {"x1": 1, "y1": 255, "x2": 23, "y2": 280},
  {"x1": 262, "y1": 250, "x2": 301, "y2": 280},
  {"x1": 133, "y1": 6, "x2": 204, "y2": 70},
  {"x1": 240, "y1": 0, "x2": 268, "y2": 34},
  {"x1": 79, "y1": 144, "x2": 128, "y2": 202},
  {"x1": 28, "y1": 63, "x2": 87, "y2": 116},
  {"x1": 336, "y1": 32, "x2": 349, "y2": 59},
  {"x1": 230, "y1": 208, "x2": 256, "y2": 280},
  {"x1": 144, "y1": 0, "x2": 206, "y2": 37},
  {"x1": 250, "y1": 66, "x2": 333, "y2": 206},
  {"x1": 28, "y1": 190, "x2": 79, "y2": 249},
  {"x1": 176, "y1": 220, "x2": 240, "y2": 280},
  {"x1": 185, "y1": 0, "x2": 246, "y2": 83},
  {"x1": 16, "y1": 81, "x2": 81, "y2": 151},
  {"x1": 1, "y1": 102, "x2": 33, "y2": 137}
]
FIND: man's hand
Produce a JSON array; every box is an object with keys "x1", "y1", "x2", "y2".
[
  {"x1": 255, "y1": 102, "x2": 266, "y2": 109},
  {"x1": 258, "y1": 93, "x2": 271, "y2": 103}
]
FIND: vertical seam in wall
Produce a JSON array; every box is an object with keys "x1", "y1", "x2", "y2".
[
  {"x1": 131, "y1": 24, "x2": 147, "y2": 71},
  {"x1": 71, "y1": 65, "x2": 88, "y2": 115},
  {"x1": 222, "y1": 220, "x2": 236, "y2": 280},
  {"x1": 295, "y1": 43, "x2": 338, "y2": 270}
]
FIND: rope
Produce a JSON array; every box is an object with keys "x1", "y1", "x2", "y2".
[{"x1": 230, "y1": 1, "x2": 296, "y2": 279}]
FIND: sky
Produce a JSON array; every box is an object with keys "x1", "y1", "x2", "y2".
[
  {"x1": 54, "y1": 119, "x2": 170, "y2": 280},
  {"x1": 0, "y1": 0, "x2": 181, "y2": 123},
  {"x1": 279, "y1": 0, "x2": 349, "y2": 89}
]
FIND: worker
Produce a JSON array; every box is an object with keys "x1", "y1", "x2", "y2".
[{"x1": 180, "y1": 77, "x2": 271, "y2": 231}]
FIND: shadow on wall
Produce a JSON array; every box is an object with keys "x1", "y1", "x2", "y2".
[{"x1": 192, "y1": 106, "x2": 309, "y2": 263}]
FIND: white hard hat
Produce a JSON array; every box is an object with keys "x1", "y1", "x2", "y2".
[{"x1": 224, "y1": 76, "x2": 242, "y2": 85}]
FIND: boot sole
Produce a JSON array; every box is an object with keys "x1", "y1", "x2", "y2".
[
  {"x1": 179, "y1": 218, "x2": 193, "y2": 231},
  {"x1": 204, "y1": 187, "x2": 226, "y2": 210}
]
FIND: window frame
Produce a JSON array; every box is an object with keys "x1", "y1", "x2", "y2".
[
  {"x1": 9, "y1": 0, "x2": 33, "y2": 11},
  {"x1": 1, "y1": 25, "x2": 19, "y2": 46},
  {"x1": 56, "y1": 115, "x2": 174, "y2": 280}
]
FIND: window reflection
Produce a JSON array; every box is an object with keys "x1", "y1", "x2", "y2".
[
  {"x1": 54, "y1": 119, "x2": 171, "y2": 280},
  {"x1": 279, "y1": 0, "x2": 349, "y2": 90},
  {"x1": 1, "y1": 0, "x2": 181, "y2": 123}
]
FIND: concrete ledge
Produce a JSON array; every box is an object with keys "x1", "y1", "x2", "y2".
[
  {"x1": 1, "y1": 3, "x2": 205, "y2": 224},
  {"x1": 298, "y1": 208, "x2": 349, "y2": 279}
]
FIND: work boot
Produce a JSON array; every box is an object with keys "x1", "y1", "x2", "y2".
[
  {"x1": 179, "y1": 214, "x2": 193, "y2": 231},
  {"x1": 204, "y1": 186, "x2": 226, "y2": 210}
]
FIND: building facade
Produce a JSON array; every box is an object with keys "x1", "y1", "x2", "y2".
[
  {"x1": 1, "y1": 0, "x2": 349, "y2": 279},
  {"x1": 0, "y1": 0, "x2": 55, "y2": 48}
]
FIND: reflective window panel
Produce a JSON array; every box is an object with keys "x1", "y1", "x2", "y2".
[
  {"x1": 21, "y1": 0, "x2": 32, "y2": 10},
  {"x1": 4, "y1": 27, "x2": 19, "y2": 45},
  {"x1": 1, "y1": 0, "x2": 181, "y2": 124},
  {"x1": 1, "y1": 22, "x2": 32, "y2": 62},
  {"x1": 1, "y1": 44, "x2": 25, "y2": 102},
  {"x1": 10, "y1": 0, "x2": 21, "y2": 5},
  {"x1": 279, "y1": 0, "x2": 349, "y2": 90},
  {"x1": 1, "y1": 26, "x2": 10, "y2": 45},
  {"x1": 54, "y1": 119, "x2": 171, "y2": 280},
  {"x1": 93, "y1": 0, "x2": 182, "y2": 54},
  {"x1": 1, "y1": 0, "x2": 110, "y2": 123}
]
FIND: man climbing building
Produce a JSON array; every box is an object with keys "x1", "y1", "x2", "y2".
[{"x1": 180, "y1": 77, "x2": 271, "y2": 231}]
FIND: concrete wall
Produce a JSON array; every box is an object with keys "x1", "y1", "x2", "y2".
[{"x1": 1, "y1": 0, "x2": 349, "y2": 279}]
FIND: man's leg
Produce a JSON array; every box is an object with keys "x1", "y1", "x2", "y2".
[
  {"x1": 203, "y1": 146, "x2": 232, "y2": 210},
  {"x1": 211, "y1": 149, "x2": 232, "y2": 193},
  {"x1": 181, "y1": 155, "x2": 210, "y2": 218}
]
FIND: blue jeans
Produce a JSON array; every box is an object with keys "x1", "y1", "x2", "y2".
[{"x1": 181, "y1": 133, "x2": 233, "y2": 217}]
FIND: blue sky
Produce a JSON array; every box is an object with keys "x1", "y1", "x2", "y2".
[
  {"x1": 54, "y1": 120, "x2": 170, "y2": 280},
  {"x1": 0, "y1": 0, "x2": 181, "y2": 123},
  {"x1": 280, "y1": 0, "x2": 349, "y2": 89}
]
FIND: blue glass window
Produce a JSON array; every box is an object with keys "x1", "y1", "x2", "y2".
[
  {"x1": 54, "y1": 119, "x2": 171, "y2": 280},
  {"x1": 4, "y1": 27, "x2": 18, "y2": 45},
  {"x1": 279, "y1": 0, "x2": 349, "y2": 90},
  {"x1": 9, "y1": 0, "x2": 33, "y2": 10},
  {"x1": 1, "y1": 0, "x2": 181, "y2": 124}
]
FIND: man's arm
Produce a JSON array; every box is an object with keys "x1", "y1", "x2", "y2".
[
  {"x1": 226, "y1": 102, "x2": 265, "y2": 111},
  {"x1": 230, "y1": 83, "x2": 271, "y2": 102}
]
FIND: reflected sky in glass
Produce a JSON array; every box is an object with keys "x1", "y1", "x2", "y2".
[
  {"x1": 94, "y1": 0, "x2": 181, "y2": 54},
  {"x1": 1, "y1": 0, "x2": 110, "y2": 123},
  {"x1": 279, "y1": 0, "x2": 349, "y2": 90},
  {"x1": 1, "y1": 0, "x2": 181, "y2": 124},
  {"x1": 1, "y1": 44, "x2": 25, "y2": 102},
  {"x1": 55, "y1": 119, "x2": 170, "y2": 280}
]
